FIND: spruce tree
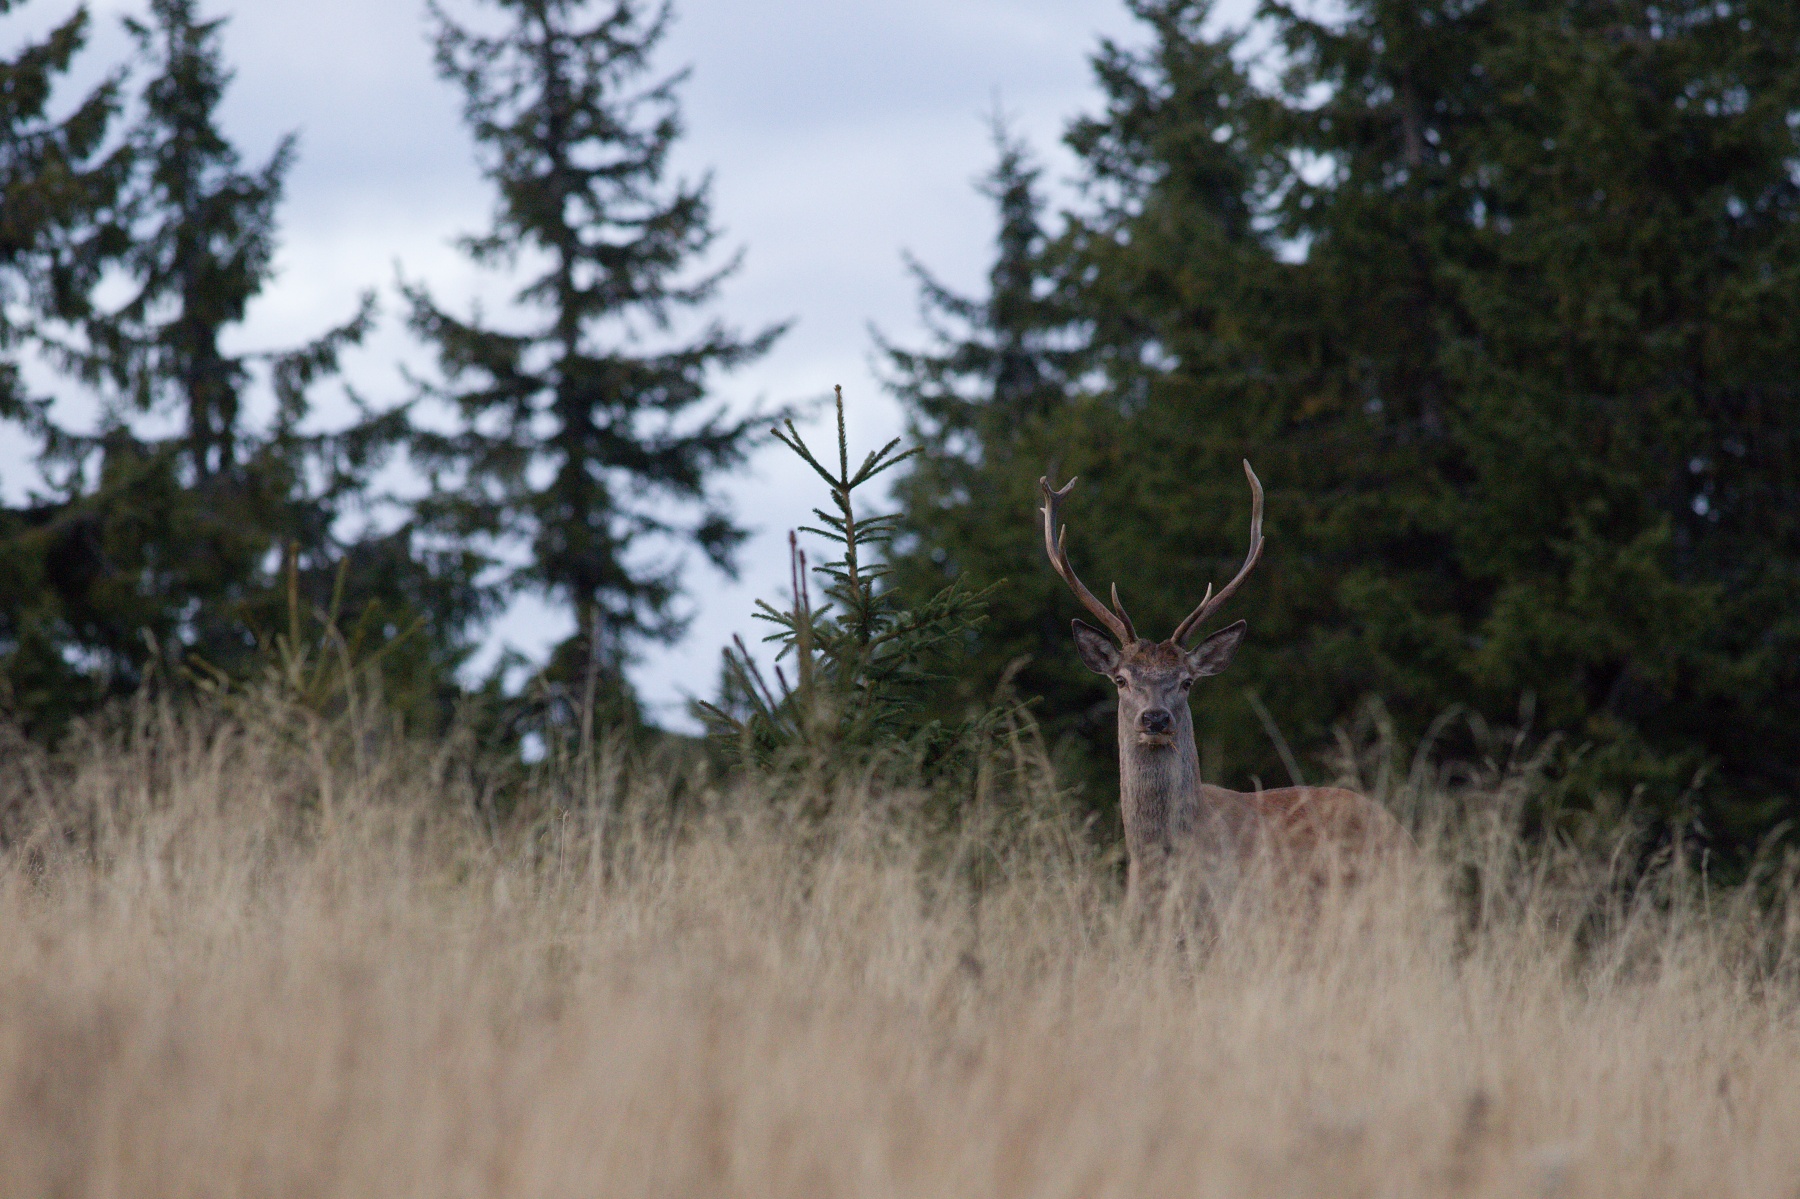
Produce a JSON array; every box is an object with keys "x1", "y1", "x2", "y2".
[
  {"x1": 878, "y1": 122, "x2": 1080, "y2": 453},
  {"x1": 406, "y1": 0, "x2": 782, "y2": 717},
  {"x1": 0, "y1": 0, "x2": 129, "y2": 727},
  {"x1": 0, "y1": 0, "x2": 473, "y2": 736},
  {"x1": 1234, "y1": 0, "x2": 1800, "y2": 845},
  {"x1": 699, "y1": 387, "x2": 999, "y2": 775},
  {"x1": 0, "y1": 0, "x2": 127, "y2": 423},
  {"x1": 1390, "y1": 0, "x2": 1800, "y2": 844}
]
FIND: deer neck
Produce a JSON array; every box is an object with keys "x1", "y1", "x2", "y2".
[
  {"x1": 1118, "y1": 705, "x2": 1199, "y2": 857},
  {"x1": 1117, "y1": 705, "x2": 1245, "y2": 883}
]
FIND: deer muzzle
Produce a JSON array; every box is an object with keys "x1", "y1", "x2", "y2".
[{"x1": 1136, "y1": 708, "x2": 1176, "y2": 746}]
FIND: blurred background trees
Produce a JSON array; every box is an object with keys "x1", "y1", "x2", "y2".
[
  {"x1": 0, "y1": 0, "x2": 768, "y2": 748},
  {"x1": 1, "y1": 0, "x2": 1797, "y2": 861},
  {"x1": 0, "y1": 0, "x2": 489, "y2": 736},
  {"x1": 885, "y1": 0, "x2": 1800, "y2": 855}
]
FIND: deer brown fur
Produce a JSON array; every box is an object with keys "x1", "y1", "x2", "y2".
[{"x1": 1042, "y1": 463, "x2": 1405, "y2": 912}]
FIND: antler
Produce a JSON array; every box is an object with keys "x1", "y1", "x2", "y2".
[
  {"x1": 1170, "y1": 460, "x2": 1265, "y2": 646},
  {"x1": 1040, "y1": 476, "x2": 1137, "y2": 645}
]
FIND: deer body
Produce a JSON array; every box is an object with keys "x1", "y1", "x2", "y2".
[{"x1": 1042, "y1": 464, "x2": 1403, "y2": 911}]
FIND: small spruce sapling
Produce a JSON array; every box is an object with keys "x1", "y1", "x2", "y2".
[{"x1": 699, "y1": 387, "x2": 1000, "y2": 769}]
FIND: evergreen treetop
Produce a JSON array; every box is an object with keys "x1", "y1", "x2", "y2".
[
  {"x1": 699, "y1": 387, "x2": 1001, "y2": 776},
  {"x1": 0, "y1": 0, "x2": 127, "y2": 420},
  {"x1": 406, "y1": 0, "x2": 784, "y2": 701},
  {"x1": 876, "y1": 119, "x2": 1085, "y2": 454}
]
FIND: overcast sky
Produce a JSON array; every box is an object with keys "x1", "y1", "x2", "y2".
[{"x1": 4, "y1": 0, "x2": 1258, "y2": 728}]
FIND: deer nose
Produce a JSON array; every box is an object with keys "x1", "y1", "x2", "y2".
[{"x1": 1138, "y1": 709, "x2": 1173, "y2": 736}]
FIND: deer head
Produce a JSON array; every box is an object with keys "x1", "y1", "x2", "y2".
[{"x1": 1040, "y1": 460, "x2": 1264, "y2": 750}]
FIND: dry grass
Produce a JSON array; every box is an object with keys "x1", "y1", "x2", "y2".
[{"x1": 1, "y1": 698, "x2": 1798, "y2": 1198}]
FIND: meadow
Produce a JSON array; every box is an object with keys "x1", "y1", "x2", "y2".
[{"x1": 1, "y1": 692, "x2": 1797, "y2": 1198}]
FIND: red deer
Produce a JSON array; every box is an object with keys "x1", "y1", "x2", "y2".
[{"x1": 1040, "y1": 462, "x2": 1406, "y2": 912}]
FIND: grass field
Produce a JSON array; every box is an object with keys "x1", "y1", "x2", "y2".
[{"x1": 1, "y1": 697, "x2": 1797, "y2": 1197}]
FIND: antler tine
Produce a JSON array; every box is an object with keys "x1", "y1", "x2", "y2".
[
  {"x1": 1110, "y1": 582, "x2": 1132, "y2": 629},
  {"x1": 1171, "y1": 460, "x2": 1265, "y2": 646},
  {"x1": 1040, "y1": 476, "x2": 1136, "y2": 644}
]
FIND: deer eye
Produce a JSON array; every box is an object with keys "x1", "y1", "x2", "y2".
[
  {"x1": 1112, "y1": 675, "x2": 1127, "y2": 687},
  {"x1": 1179, "y1": 679, "x2": 1193, "y2": 691}
]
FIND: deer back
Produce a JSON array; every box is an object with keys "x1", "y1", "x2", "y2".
[{"x1": 1213, "y1": 784, "x2": 1409, "y2": 883}]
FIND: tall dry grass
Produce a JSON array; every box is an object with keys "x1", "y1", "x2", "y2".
[{"x1": 0, "y1": 694, "x2": 1797, "y2": 1198}]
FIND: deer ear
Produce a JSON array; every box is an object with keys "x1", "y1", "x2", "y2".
[
  {"x1": 1186, "y1": 620, "x2": 1246, "y2": 676},
  {"x1": 1071, "y1": 619, "x2": 1121, "y2": 675}
]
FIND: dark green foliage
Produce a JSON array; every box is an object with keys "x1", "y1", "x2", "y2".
[
  {"x1": 887, "y1": 0, "x2": 1800, "y2": 858},
  {"x1": 0, "y1": 0, "x2": 123, "y2": 729},
  {"x1": 0, "y1": 0, "x2": 127, "y2": 420},
  {"x1": 405, "y1": 0, "x2": 783, "y2": 713},
  {"x1": 698, "y1": 388, "x2": 1001, "y2": 774},
  {"x1": 0, "y1": 0, "x2": 479, "y2": 738}
]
